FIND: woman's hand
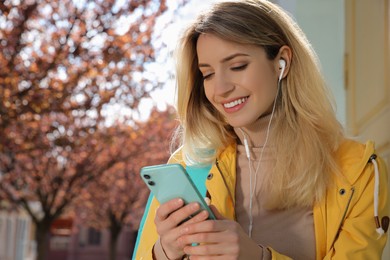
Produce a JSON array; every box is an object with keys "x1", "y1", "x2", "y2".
[
  {"x1": 179, "y1": 206, "x2": 262, "y2": 260},
  {"x1": 154, "y1": 198, "x2": 210, "y2": 259}
]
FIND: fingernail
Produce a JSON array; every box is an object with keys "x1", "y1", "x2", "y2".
[
  {"x1": 191, "y1": 203, "x2": 200, "y2": 210},
  {"x1": 176, "y1": 199, "x2": 184, "y2": 205}
]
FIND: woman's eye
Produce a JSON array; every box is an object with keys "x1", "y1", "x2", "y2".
[
  {"x1": 203, "y1": 73, "x2": 214, "y2": 80},
  {"x1": 231, "y1": 64, "x2": 248, "y2": 71}
]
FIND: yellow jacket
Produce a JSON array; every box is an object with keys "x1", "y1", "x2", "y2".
[{"x1": 133, "y1": 140, "x2": 389, "y2": 259}]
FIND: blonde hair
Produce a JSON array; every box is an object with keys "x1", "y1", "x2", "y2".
[{"x1": 173, "y1": 0, "x2": 344, "y2": 208}]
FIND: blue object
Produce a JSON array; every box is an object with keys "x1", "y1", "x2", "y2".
[{"x1": 132, "y1": 164, "x2": 211, "y2": 259}]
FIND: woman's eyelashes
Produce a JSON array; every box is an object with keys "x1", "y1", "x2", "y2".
[
  {"x1": 201, "y1": 63, "x2": 248, "y2": 80},
  {"x1": 202, "y1": 72, "x2": 214, "y2": 80},
  {"x1": 231, "y1": 63, "x2": 248, "y2": 71}
]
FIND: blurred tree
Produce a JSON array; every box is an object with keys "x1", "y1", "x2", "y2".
[
  {"x1": 75, "y1": 107, "x2": 178, "y2": 260},
  {"x1": 0, "y1": 0, "x2": 184, "y2": 259}
]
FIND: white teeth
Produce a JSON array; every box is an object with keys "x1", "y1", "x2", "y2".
[{"x1": 223, "y1": 97, "x2": 248, "y2": 108}]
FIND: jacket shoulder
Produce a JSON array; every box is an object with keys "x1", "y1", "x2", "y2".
[{"x1": 335, "y1": 139, "x2": 377, "y2": 185}]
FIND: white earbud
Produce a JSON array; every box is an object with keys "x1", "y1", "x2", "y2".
[
  {"x1": 239, "y1": 128, "x2": 251, "y2": 160},
  {"x1": 279, "y1": 59, "x2": 286, "y2": 81},
  {"x1": 243, "y1": 136, "x2": 250, "y2": 160}
]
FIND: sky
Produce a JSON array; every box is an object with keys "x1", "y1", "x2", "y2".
[{"x1": 134, "y1": 0, "x2": 224, "y2": 121}]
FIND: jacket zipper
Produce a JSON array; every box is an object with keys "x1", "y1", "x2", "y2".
[{"x1": 330, "y1": 187, "x2": 355, "y2": 249}]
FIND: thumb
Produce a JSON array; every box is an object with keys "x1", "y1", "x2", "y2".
[{"x1": 209, "y1": 204, "x2": 226, "y2": 220}]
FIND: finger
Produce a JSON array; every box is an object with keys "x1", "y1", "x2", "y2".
[
  {"x1": 209, "y1": 205, "x2": 225, "y2": 220},
  {"x1": 181, "y1": 210, "x2": 210, "y2": 226},
  {"x1": 168, "y1": 202, "x2": 202, "y2": 226},
  {"x1": 180, "y1": 228, "x2": 237, "y2": 246},
  {"x1": 184, "y1": 241, "x2": 238, "y2": 257},
  {"x1": 156, "y1": 198, "x2": 184, "y2": 221},
  {"x1": 157, "y1": 202, "x2": 205, "y2": 235},
  {"x1": 183, "y1": 219, "x2": 232, "y2": 235},
  {"x1": 160, "y1": 228, "x2": 189, "y2": 254},
  {"x1": 188, "y1": 256, "x2": 226, "y2": 260}
]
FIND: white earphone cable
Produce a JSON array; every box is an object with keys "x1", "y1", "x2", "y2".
[{"x1": 241, "y1": 74, "x2": 283, "y2": 237}]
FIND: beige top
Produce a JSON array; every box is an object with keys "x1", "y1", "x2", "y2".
[{"x1": 235, "y1": 144, "x2": 315, "y2": 260}]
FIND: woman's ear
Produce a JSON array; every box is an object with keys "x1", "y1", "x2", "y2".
[{"x1": 277, "y1": 45, "x2": 292, "y2": 80}]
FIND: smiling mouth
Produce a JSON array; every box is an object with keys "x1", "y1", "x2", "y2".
[{"x1": 223, "y1": 97, "x2": 248, "y2": 108}]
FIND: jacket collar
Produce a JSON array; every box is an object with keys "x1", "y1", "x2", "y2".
[{"x1": 335, "y1": 140, "x2": 376, "y2": 185}]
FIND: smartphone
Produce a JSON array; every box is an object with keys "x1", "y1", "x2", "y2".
[{"x1": 140, "y1": 163, "x2": 216, "y2": 220}]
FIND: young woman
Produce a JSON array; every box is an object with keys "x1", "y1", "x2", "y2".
[{"x1": 133, "y1": 0, "x2": 389, "y2": 259}]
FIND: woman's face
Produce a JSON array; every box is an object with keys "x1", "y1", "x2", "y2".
[{"x1": 197, "y1": 34, "x2": 280, "y2": 129}]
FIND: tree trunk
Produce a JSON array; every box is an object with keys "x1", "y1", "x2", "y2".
[
  {"x1": 109, "y1": 217, "x2": 122, "y2": 260},
  {"x1": 34, "y1": 219, "x2": 51, "y2": 260}
]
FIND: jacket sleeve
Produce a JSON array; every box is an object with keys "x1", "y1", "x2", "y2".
[
  {"x1": 268, "y1": 248, "x2": 292, "y2": 260},
  {"x1": 132, "y1": 194, "x2": 160, "y2": 260},
  {"x1": 324, "y1": 155, "x2": 389, "y2": 259}
]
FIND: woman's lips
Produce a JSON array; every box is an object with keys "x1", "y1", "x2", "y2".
[{"x1": 222, "y1": 96, "x2": 249, "y2": 113}]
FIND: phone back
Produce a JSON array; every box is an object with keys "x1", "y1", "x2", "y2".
[
  {"x1": 140, "y1": 163, "x2": 215, "y2": 220},
  {"x1": 140, "y1": 164, "x2": 202, "y2": 204}
]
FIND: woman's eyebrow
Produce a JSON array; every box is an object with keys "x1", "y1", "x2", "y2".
[{"x1": 198, "y1": 53, "x2": 250, "y2": 68}]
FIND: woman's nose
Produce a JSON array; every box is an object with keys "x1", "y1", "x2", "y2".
[{"x1": 212, "y1": 74, "x2": 234, "y2": 96}]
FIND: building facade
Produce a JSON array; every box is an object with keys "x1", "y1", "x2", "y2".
[{"x1": 0, "y1": 208, "x2": 35, "y2": 260}]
